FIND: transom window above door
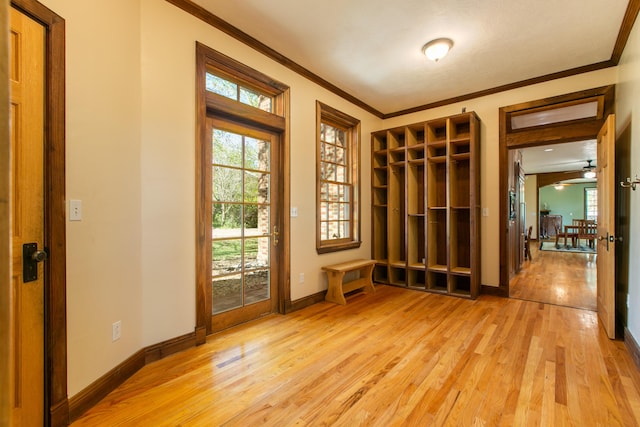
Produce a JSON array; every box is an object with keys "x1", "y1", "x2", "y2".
[{"x1": 206, "y1": 70, "x2": 274, "y2": 113}]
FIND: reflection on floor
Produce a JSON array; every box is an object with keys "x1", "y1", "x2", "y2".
[{"x1": 510, "y1": 243, "x2": 596, "y2": 311}]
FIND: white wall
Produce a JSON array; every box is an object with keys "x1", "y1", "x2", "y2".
[
  {"x1": 381, "y1": 68, "x2": 618, "y2": 286},
  {"x1": 617, "y1": 12, "x2": 640, "y2": 343},
  {"x1": 40, "y1": 0, "x2": 145, "y2": 396}
]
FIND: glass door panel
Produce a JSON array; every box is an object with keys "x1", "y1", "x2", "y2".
[{"x1": 209, "y1": 119, "x2": 278, "y2": 324}]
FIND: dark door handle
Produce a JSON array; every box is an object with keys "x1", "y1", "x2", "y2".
[{"x1": 23, "y1": 243, "x2": 47, "y2": 283}]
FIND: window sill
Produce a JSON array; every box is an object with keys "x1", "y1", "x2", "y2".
[{"x1": 316, "y1": 241, "x2": 362, "y2": 254}]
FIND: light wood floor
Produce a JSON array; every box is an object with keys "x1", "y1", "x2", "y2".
[
  {"x1": 72, "y1": 285, "x2": 640, "y2": 426},
  {"x1": 510, "y1": 243, "x2": 597, "y2": 311}
]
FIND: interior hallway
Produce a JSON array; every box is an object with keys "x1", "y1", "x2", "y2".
[{"x1": 510, "y1": 244, "x2": 597, "y2": 311}]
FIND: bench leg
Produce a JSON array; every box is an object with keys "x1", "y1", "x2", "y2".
[
  {"x1": 325, "y1": 270, "x2": 347, "y2": 305},
  {"x1": 362, "y1": 264, "x2": 375, "y2": 294}
]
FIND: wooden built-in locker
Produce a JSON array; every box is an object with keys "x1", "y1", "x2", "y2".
[{"x1": 371, "y1": 112, "x2": 480, "y2": 298}]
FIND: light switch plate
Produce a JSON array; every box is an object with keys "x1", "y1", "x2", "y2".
[
  {"x1": 291, "y1": 207, "x2": 299, "y2": 217},
  {"x1": 69, "y1": 200, "x2": 82, "y2": 221}
]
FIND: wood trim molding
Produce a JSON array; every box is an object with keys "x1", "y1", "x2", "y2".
[
  {"x1": 499, "y1": 86, "x2": 615, "y2": 290},
  {"x1": 68, "y1": 330, "x2": 199, "y2": 423},
  {"x1": 385, "y1": 61, "x2": 616, "y2": 119},
  {"x1": 144, "y1": 331, "x2": 199, "y2": 364},
  {"x1": 535, "y1": 171, "x2": 586, "y2": 188},
  {"x1": 166, "y1": 0, "x2": 384, "y2": 118},
  {"x1": 624, "y1": 327, "x2": 640, "y2": 370},
  {"x1": 481, "y1": 284, "x2": 509, "y2": 298},
  {"x1": 286, "y1": 291, "x2": 326, "y2": 313},
  {"x1": 68, "y1": 349, "x2": 146, "y2": 422},
  {"x1": 10, "y1": 1, "x2": 68, "y2": 425},
  {"x1": 612, "y1": 0, "x2": 640, "y2": 63},
  {"x1": 166, "y1": 0, "x2": 639, "y2": 119}
]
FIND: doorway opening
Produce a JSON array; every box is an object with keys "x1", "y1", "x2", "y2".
[
  {"x1": 498, "y1": 86, "x2": 615, "y2": 310},
  {"x1": 509, "y1": 141, "x2": 598, "y2": 310}
]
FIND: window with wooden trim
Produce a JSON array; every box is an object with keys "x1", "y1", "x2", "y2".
[
  {"x1": 205, "y1": 71, "x2": 274, "y2": 113},
  {"x1": 316, "y1": 101, "x2": 361, "y2": 253}
]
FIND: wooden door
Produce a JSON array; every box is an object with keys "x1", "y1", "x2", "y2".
[
  {"x1": 596, "y1": 114, "x2": 616, "y2": 339},
  {"x1": 9, "y1": 7, "x2": 46, "y2": 425},
  {"x1": 207, "y1": 118, "x2": 280, "y2": 332}
]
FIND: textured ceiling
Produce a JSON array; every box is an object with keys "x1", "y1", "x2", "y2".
[{"x1": 192, "y1": 0, "x2": 629, "y2": 114}]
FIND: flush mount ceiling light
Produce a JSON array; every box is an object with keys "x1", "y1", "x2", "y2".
[{"x1": 423, "y1": 38, "x2": 453, "y2": 62}]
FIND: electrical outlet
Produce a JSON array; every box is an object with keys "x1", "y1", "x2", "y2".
[
  {"x1": 299, "y1": 273, "x2": 305, "y2": 283},
  {"x1": 112, "y1": 321, "x2": 121, "y2": 342}
]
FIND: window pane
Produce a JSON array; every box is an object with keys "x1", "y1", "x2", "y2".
[
  {"x1": 335, "y1": 129, "x2": 346, "y2": 147},
  {"x1": 212, "y1": 239, "x2": 242, "y2": 276},
  {"x1": 320, "y1": 182, "x2": 328, "y2": 200},
  {"x1": 245, "y1": 269, "x2": 269, "y2": 305},
  {"x1": 329, "y1": 203, "x2": 338, "y2": 220},
  {"x1": 206, "y1": 73, "x2": 237, "y2": 100},
  {"x1": 325, "y1": 221, "x2": 341, "y2": 240},
  {"x1": 335, "y1": 145, "x2": 346, "y2": 165},
  {"x1": 245, "y1": 170, "x2": 270, "y2": 203},
  {"x1": 244, "y1": 237, "x2": 269, "y2": 269},
  {"x1": 324, "y1": 125, "x2": 335, "y2": 143},
  {"x1": 335, "y1": 165, "x2": 346, "y2": 183},
  {"x1": 245, "y1": 204, "x2": 269, "y2": 237},
  {"x1": 213, "y1": 166, "x2": 242, "y2": 202},
  {"x1": 320, "y1": 202, "x2": 329, "y2": 222},
  {"x1": 213, "y1": 130, "x2": 242, "y2": 167},
  {"x1": 212, "y1": 274, "x2": 242, "y2": 314},
  {"x1": 212, "y1": 203, "x2": 242, "y2": 235},
  {"x1": 339, "y1": 221, "x2": 350, "y2": 238},
  {"x1": 323, "y1": 143, "x2": 336, "y2": 163},
  {"x1": 340, "y1": 203, "x2": 351, "y2": 220},
  {"x1": 321, "y1": 163, "x2": 336, "y2": 181},
  {"x1": 245, "y1": 137, "x2": 270, "y2": 171},
  {"x1": 239, "y1": 87, "x2": 272, "y2": 112}
]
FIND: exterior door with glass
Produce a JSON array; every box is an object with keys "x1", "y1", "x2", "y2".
[{"x1": 207, "y1": 118, "x2": 280, "y2": 332}]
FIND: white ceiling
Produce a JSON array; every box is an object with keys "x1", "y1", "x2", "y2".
[
  {"x1": 192, "y1": 0, "x2": 629, "y2": 114},
  {"x1": 520, "y1": 140, "x2": 597, "y2": 175}
]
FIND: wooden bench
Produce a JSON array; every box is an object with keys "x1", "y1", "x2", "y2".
[{"x1": 322, "y1": 259, "x2": 376, "y2": 305}]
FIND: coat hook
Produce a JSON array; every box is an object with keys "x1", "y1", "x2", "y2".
[{"x1": 620, "y1": 175, "x2": 640, "y2": 191}]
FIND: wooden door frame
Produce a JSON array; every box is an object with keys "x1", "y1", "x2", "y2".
[
  {"x1": 498, "y1": 85, "x2": 615, "y2": 294},
  {"x1": 195, "y1": 43, "x2": 291, "y2": 339},
  {"x1": 10, "y1": 1, "x2": 67, "y2": 425}
]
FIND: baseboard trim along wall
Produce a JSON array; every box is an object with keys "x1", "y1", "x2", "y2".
[
  {"x1": 287, "y1": 291, "x2": 326, "y2": 313},
  {"x1": 66, "y1": 295, "x2": 322, "y2": 423},
  {"x1": 68, "y1": 330, "x2": 198, "y2": 422},
  {"x1": 624, "y1": 327, "x2": 640, "y2": 370},
  {"x1": 480, "y1": 284, "x2": 509, "y2": 297}
]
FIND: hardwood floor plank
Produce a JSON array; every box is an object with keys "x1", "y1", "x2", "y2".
[
  {"x1": 71, "y1": 285, "x2": 640, "y2": 426},
  {"x1": 510, "y1": 245, "x2": 596, "y2": 311}
]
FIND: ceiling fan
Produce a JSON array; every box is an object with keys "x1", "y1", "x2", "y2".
[{"x1": 583, "y1": 160, "x2": 596, "y2": 179}]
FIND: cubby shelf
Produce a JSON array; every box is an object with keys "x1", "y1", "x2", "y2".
[{"x1": 371, "y1": 112, "x2": 481, "y2": 299}]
